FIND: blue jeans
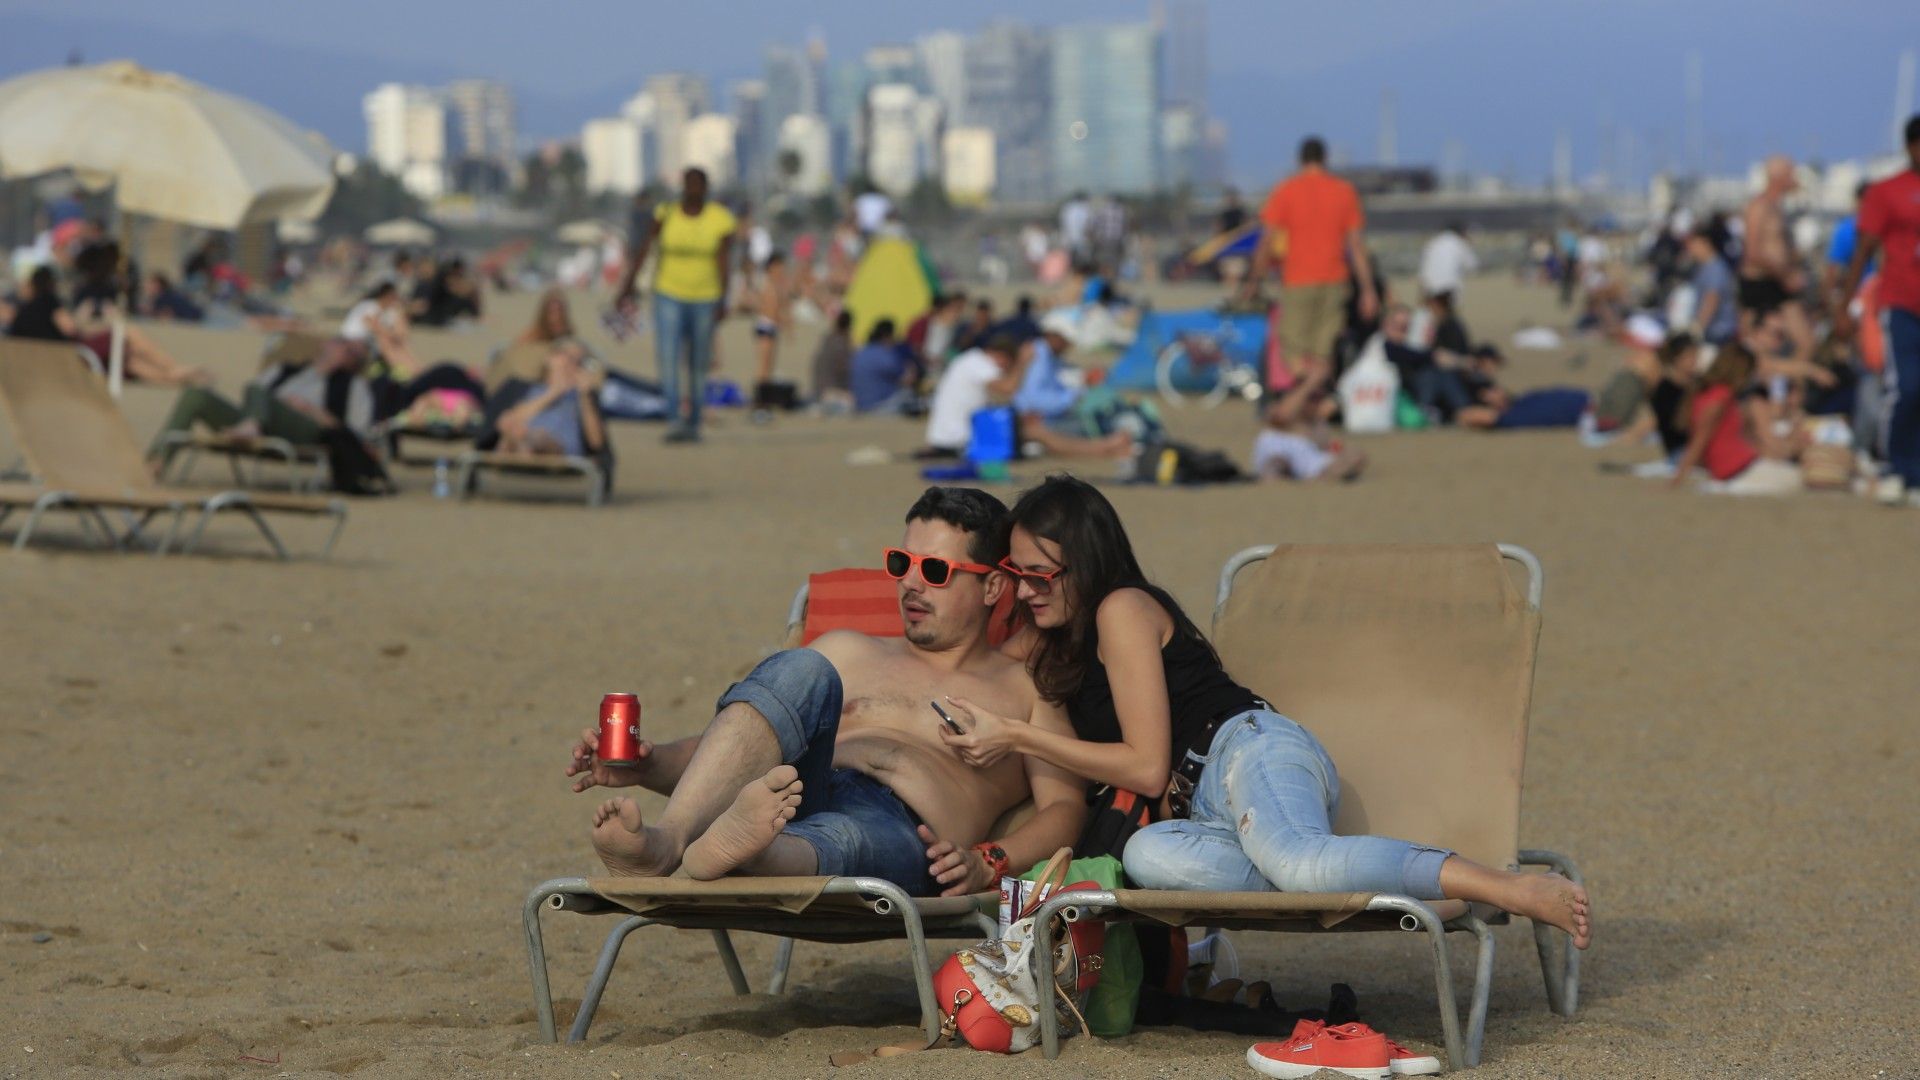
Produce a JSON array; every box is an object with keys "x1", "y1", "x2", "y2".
[
  {"x1": 1123, "y1": 710, "x2": 1452, "y2": 899},
  {"x1": 1886, "y1": 307, "x2": 1920, "y2": 486},
  {"x1": 654, "y1": 293, "x2": 717, "y2": 432},
  {"x1": 714, "y1": 649, "x2": 936, "y2": 895}
]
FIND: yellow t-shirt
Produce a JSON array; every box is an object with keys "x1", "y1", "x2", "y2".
[{"x1": 652, "y1": 201, "x2": 737, "y2": 303}]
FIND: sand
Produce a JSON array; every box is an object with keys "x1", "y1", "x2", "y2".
[{"x1": 2, "y1": 275, "x2": 1916, "y2": 1079}]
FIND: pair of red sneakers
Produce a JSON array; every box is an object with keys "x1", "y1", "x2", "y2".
[{"x1": 1247, "y1": 1019, "x2": 1442, "y2": 1078}]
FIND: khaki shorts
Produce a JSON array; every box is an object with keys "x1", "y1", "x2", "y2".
[{"x1": 1278, "y1": 283, "x2": 1347, "y2": 361}]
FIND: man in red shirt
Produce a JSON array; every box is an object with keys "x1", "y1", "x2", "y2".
[
  {"x1": 1247, "y1": 137, "x2": 1379, "y2": 374},
  {"x1": 1836, "y1": 114, "x2": 1920, "y2": 500}
]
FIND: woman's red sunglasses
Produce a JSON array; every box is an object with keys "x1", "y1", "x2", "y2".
[
  {"x1": 997, "y1": 557, "x2": 1070, "y2": 595},
  {"x1": 883, "y1": 548, "x2": 994, "y2": 587}
]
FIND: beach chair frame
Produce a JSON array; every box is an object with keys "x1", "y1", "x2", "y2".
[
  {"x1": 521, "y1": 580, "x2": 995, "y2": 1045},
  {"x1": 454, "y1": 449, "x2": 607, "y2": 507},
  {"x1": 1029, "y1": 543, "x2": 1580, "y2": 1070}
]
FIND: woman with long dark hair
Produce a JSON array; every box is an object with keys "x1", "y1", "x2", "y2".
[{"x1": 939, "y1": 474, "x2": 1590, "y2": 948}]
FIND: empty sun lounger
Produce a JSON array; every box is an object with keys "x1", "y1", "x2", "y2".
[
  {"x1": 0, "y1": 339, "x2": 347, "y2": 559},
  {"x1": 1028, "y1": 543, "x2": 1581, "y2": 1070},
  {"x1": 523, "y1": 568, "x2": 1019, "y2": 1045}
]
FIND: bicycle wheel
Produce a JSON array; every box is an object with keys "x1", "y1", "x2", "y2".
[{"x1": 1155, "y1": 341, "x2": 1233, "y2": 408}]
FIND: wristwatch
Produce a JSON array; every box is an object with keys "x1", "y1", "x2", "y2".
[{"x1": 971, "y1": 842, "x2": 1012, "y2": 883}]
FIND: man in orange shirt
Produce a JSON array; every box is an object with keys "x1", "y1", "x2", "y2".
[{"x1": 1248, "y1": 137, "x2": 1379, "y2": 371}]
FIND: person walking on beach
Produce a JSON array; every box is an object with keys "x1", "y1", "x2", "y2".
[
  {"x1": 616, "y1": 167, "x2": 736, "y2": 443},
  {"x1": 1834, "y1": 115, "x2": 1920, "y2": 505},
  {"x1": 1246, "y1": 137, "x2": 1379, "y2": 377}
]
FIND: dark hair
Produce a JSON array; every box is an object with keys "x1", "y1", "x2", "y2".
[
  {"x1": 27, "y1": 265, "x2": 58, "y2": 301},
  {"x1": 1299, "y1": 136, "x2": 1327, "y2": 165},
  {"x1": 1702, "y1": 339, "x2": 1757, "y2": 389},
  {"x1": 984, "y1": 333, "x2": 1020, "y2": 357},
  {"x1": 364, "y1": 281, "x2": 398, "y2": 302},
  {"x1": 1009, "y1": 475, "x2": 1216, "y2": 704},
  {"x1": 1906, "y1": 113, "x2": 1920, "y2": 147},
  {"x1": 684, "y1": 166, "x2": 709, "y2": 187},
  {"x1": 833, "y1": 309, "x2": 853, "y2": 331},
  {"x1": 905, "y1": 486, "x2": 1010, "y2": 565},
  {"x1": 1016, "y1": 296, "x2": 1034, "y2": 315},
  {"x1": 868, "y1": 318, "x2": 896, "y2": 344},
  {"x1": 766, "y1": 251, "x2": 786, "y2": 266},
  {"x1": 1658, "y1": 331, "x2": 1697, "y2": 367}
]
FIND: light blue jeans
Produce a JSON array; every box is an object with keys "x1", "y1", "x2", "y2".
[
  {"x1": 1122, "y1": 710, "x2": 1452, "y2": 899},
  {"x1": 654, "y1": 293, "x2": 717, "y2": 432}
]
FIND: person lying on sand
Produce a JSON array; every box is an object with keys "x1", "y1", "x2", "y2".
[{"x1": 565, "y1": 486, "x2": 1086, "y2": 897}]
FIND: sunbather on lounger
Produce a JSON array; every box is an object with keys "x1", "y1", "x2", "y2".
[
  {"x1": 566, "y1": 487, "x2": 1086, "y2": 896},
  {"x1": 938, "y1": 475, "x2": 1592, "y2": 948}
]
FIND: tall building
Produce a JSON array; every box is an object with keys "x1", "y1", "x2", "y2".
[
  {"x1": 916, "y1": 31, "x2": 968, "y2": 125},
  {"x1": 363, "y1": 83, "x2": 448, "y2": 200},
  {"x1": 683, "y1": 114, "x2": 739, "y2": 189},
  {"x1": 1160, "y1": 105, "x2": 1202, "y2": 191},
  {"x1": 964, "y1": 21, "x2": 1051, "y2": 203},
  {"x1": 730, "y1": 80, "x2": 768, "y2": 191},
  {"x1": 763, "y1": 44, "x2": 819, "y2": 133},
  {"x1": 643, "y1": 73, "x2": 711, "y2": 185},
  {"x1": 582, "y1": 117, "x2": 646, "y2": 196},
  {"x1": 864, "y1": 45, "x2": 923, "y2": 90},
  {"x1": 825, "y1": 61, "x2": 870, "y2": 183},
  {"x1": 1154, "y1": 0, "x2": 1208, "y2": 112},
  {"x1": 866, "y1": 83, "x2": 921, "y2": 196},
  {"x1": 1051, "y1": 23, "x2": 1161, "y2": 196},
  {"x1": 444, "y1": 78, "x2": 516, "y2": 193},
  {"x1": 777, "y1": 113, "x2": 833, "y2": 197},
  {"x1": 942, "y1": 127, "x2": 997, "y2": 205}
]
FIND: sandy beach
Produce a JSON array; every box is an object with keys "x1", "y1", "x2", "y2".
[{"x1": 3, "y1": 276, "x2": 1916, "y2": 1078}]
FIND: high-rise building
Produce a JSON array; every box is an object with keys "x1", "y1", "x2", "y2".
[
  {"x1": 777, "y1": 114, "x2": 833, "y2": 197},
  {"x1": 444, "y1": 78, "x2": 516, "y2": 193},
  {"x1": 825, "y1": 61, "x2": 870, "y2": 183},
  {"x1": 916, "y1": 31, "x2": 968, "y2": 125},
  {"x1": 683, "y1": 114, "x2": 739, "y2": 189},
  {"x1": 864, "y1": 45, "x2": 923, "y2": 90},
  {"x1": 866, "y1": 84, "x2": 921, "y2": 196},
  {"x1": 942, "y1": 127, "x2": 996, "y2": 205},
  {"x1": 1160, "y1": 105, "x2": 1202, "y2": 191},
  {"x1": 1051, "y1": 23, "x2": 1161, "y2": 196},
  {"x1": 764, "y1": 44, "x2": 819, "y2": 132},
  {"x1": 1154, "y1": 0, "x2": 1208, "y2": 112},
  {"x1": 730, "y1": 80, "x2": 768, "y2": 191},
  {"x1": 964, "y1": 21, "x2": 1051, "y2": 203},
  {"x1": 363, "y1": 83, "x2": 449, "y2": 200},
  {"x1": 643, "y1": 73, "x2": 711, "y2": 185},
  {"x1": 582, "y1": 117, "x2": 646, "y2": 196}
]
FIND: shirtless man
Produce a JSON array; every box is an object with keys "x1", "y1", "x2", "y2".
[
  {"x1": 566, "y1": 487, "x2": 1086, "y2": 896},
  {"x1": 1740, "y1": 156, "x2": 1812, "y2": 355},
  {"x1": 751, "y1": 252, "x2": 793, "y2": 389}
]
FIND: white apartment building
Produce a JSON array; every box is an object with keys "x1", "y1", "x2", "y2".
[
  {"x1": 777, "y1": 113, "x2": 834, "y2": 197},
  {"x1": 866, "y1": 83, "x2": 921, "y2": 197},
  {"x1": 582, "y1": 117, "x2": 646, "y2": 196},
  {"x1": 682, "y1": 114, "x2": 739, "y2": 189},
  {"x1": 942, "y1": 126, "x2": 996, "y2": 204},
  {"x1": 363, "y1": 83, "x2": 448, "y2": 200}
]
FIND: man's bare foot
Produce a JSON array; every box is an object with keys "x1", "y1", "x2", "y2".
[
  {"x1": 1506, "y1": 872, "x2": 1592, "y2": 949},
  {"x1": 589, "y1": 797, "x2": 679, "y2": 876},
  {"x1": 680, "y1": 765, "x2": 804, "y2": 880}
]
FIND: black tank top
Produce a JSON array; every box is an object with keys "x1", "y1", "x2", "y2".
[{"x1": 1068, "y1": 629, "x2": 1262, "y2": 760}]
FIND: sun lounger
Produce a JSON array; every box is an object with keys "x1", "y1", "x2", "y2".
[
  {"x1": 1028, "y1": 543, "x2": 1580, "y2": 1070},
  {"x1": 523, "y1": 569, "x2": 1016, "y2": 1045},
  {"x1": 452, "y1": 342, "x2": 613, "y2": 506},
  {"x1": 154, "y1": 331, "x2": 332, "y2": 492},
  {"x1": 0, "y1": 339, "x2": 347, "y2": 558}
]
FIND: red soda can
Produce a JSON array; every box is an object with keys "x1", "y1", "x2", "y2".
[{"x1": 598, "y1": 693, "x2": 641, "y2": 766}]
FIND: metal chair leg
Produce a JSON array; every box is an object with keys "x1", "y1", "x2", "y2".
[
  {"x1": 570, "y1": 916, "x2": 652, "y2": 1042},
  {"x1": 319, "y1": 504, "x2": 348, "y2": 559},
  {"x1": 768, "y1": 937, "x2": 795, "y2": 995},
  {"x1": 1519, "y1": 849, "x2": 1583, "y2": 1016},
  {"x1": 711, "y1": 930, "x2": 752, "y2": 996},
  {"x1": 523, "y1": 883, "x2": 562, "y2": 1043},
  {"x1": 14, "y1": 492, "x2": 66, "y2": 551},
  {"x1": 1454, "y1": 911, "x2": 1497, "y2": 1067},
  {"x1": 1370, "y1": 896, "x2": 1466, "y2": 1072}
]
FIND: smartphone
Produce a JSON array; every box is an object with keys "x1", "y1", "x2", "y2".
[{"x1": 930, "y1": 700, "x2": 965, "y2": 735}]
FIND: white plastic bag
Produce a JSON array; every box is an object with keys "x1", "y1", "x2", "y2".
[{"x1": 1337, "y1": 333, "x2": 1401, "y2": 434}]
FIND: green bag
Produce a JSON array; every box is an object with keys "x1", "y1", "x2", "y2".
[
  {"x1": 1394, "y1": 390, "x2": 1429, "y2": 430},
  {"x1": 1020, "y1": 854, "x2": 1140, "y2": 1037}
]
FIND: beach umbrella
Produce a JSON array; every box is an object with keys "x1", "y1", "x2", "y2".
[
  {"x1": 364, "y1": 218, "x2": 436, "y2": 246},
  {"x1": 0, "y1": 60, "x2": 335, "y2": 231},
  {"x1": 277, "y1": 218, "x2": 320, "y2": 244},
  {"x1": 555, "y1": 219, "x2": 623, "y2": 245}
]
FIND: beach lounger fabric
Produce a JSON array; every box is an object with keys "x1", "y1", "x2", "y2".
[
  {"x1": 523, "y1": 569, "x2": 1001, "y2": 1045},
  {"x1": 1029, "y1": 543, "x2": 1580, "y2": 1070},
  {"x1": 0, "y1": 340, "x2": 346, "y2": 559}
]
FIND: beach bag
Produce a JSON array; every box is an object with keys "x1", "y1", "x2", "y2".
[
  {"x1": 1394, "y1": 390, "x2": 1429, "y2": 430},
  {"x1": 931, "y1": 848, "x2": 1106, "y2": 1053},
  {"x1": 1336, "y1": 334, "x2": 1399, "y2": 434},
  {"x1": 1133, "y1": 440, "x2": 1246, "y2": 486},
  {"x1": 1019, "y1": 854, "x2": 1139, "y2": 1038}
]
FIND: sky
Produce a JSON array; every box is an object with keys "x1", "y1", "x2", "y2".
[{"x1": 3, "y1": 0, "x2": 1917, "y2": 189}]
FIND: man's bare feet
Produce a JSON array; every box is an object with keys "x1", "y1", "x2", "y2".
[
  {"x1": 680, "y1": 765, "x2": 804, "y2": 880},
  {"x1": 1506, "y1": 872, "x2": 1592, "y2": 949},
  {"x1": 589, "y1": 797, "x2": 679, "y2": 877}
]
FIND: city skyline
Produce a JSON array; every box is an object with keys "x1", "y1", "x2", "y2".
[{"x1": 3, "y1": 0, "x2": 1918, "y2": 194}]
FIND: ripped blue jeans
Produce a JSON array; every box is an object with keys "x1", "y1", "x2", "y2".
[{"x1": 1122, "y1": 710, "x2": 1452, "y2": 898}]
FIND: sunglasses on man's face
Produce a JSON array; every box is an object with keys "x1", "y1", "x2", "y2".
[
  {"x1": 997, "y1": 557, "x2": 1070, "y2": 595},
  {"x1": 884, "y1": 548, "x2": 994, "y2": 588}
]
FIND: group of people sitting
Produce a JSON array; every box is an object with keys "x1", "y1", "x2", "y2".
[{"x1": 567, "y1": 478, "x2": 1592, "y2": 955}]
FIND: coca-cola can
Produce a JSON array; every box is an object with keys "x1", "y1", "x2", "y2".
[{"x1": 598, "y1": 693, "x2": 641, "y2": 766}]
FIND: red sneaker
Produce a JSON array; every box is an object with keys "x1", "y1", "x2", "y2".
[
  {"x1": 1248, "y1": 1020, "x2": 1391, "y2": 1080},
  {"x1": 1379, "y1": 1032, "x2": 1442, "y2": 1076}
]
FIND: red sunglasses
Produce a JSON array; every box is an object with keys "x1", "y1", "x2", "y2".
[
  {"x1": 997, "y1": 557, "x2": 1070, "y2": 595},
  {"x1": 884, "y1": 548, "x2": 994, "y2": 588}
]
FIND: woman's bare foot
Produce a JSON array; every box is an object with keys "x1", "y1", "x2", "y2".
[
  {"x1": 1505, "y1": 872, "x2": 1592, "y2": 949},
  {"x1": 589, "y1": 797, "x2": 678, "y2": 876},
  {"x1": 680, "y1": 765, "x2": 804, "y2": 880}
]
